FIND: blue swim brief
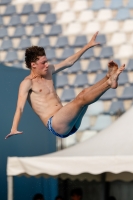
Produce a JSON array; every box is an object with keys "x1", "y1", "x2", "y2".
[{"x1": 47, "y1": 116, "x2": 77, "y2": 138}]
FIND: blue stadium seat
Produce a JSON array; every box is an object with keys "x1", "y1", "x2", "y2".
[
  {"x1": 118, "y1": 72, "x2": 128, "y2": 85},
  {"x1": 99, "y1": 47, "x2": 113, "y2": 58},
  {"x1": 13, "y1": 26, "x2": 26, "y2": 38},
  {"x1": 47, "y1": 25, "x2": 62, "y2": 36},
  {"x1": 72, "y1": 35, "x2": 87, "y2": 47},
  {"x1": 61, "y1": 88, "x2": 75, "y2": 102},
  {"x1": 18, "y1": 38, "x2": 31, "y2": 50},
  {"x1": 96, "y1": 34, "x2": 106, "y2": 45},
  {"x1": 8, "y1": 15, "x2": 21, "y2": 26},
  {"x1": 115, "y1": 8, "x2": 131, "y2": 20},
  {"x1": 5, "y1": 51, "x2": 17, "y2": 62},
  {"x1": 37, "y1": 3, "x2": 51, "y2": 14},
  {"x1": 87, "y1": 60, "x2": 101, "y2": 73},
  {"x1": 86, "y1": 101, "x2": 104, "y2": 116},
  {"x1": 74, "y1": 73, "x2": 89, "y2": 87},
  {"x1": 31, "y1": 25, "x2": 44, "y2": 36},
  {"x1": 56, "y1": 74, "x2": 68, "y2": 88},
  {"x1": 45, "y1": 49, "x2": 56, "y2": 60},
  {"x1": 44, "y1": 13, "x2": 56, "y2": 24},
  {"x1": 26, "y1": 14, "x2": 39, "y2": 25},
  {"x1": 81, "y1": 48, "x2": 94, "y2": 59},
  {"x1": 91, "y1": 115, "x2": 112, "y2": 131},
  {"x1": 14, "y1": 63, "x2": 23, "y2": 69},
  {"x1": 127, "y1": 0, "x2": 133, "y2": 8},
  {"x1": 113, "y1": 59, "x2": 121, "y2": 67},
  {"x1": 55, "y1": 36, "x2": 68, "y2": 48},
  {"x1": 0, "y1": 39, "x2": 12, "y2": 50},
  {"x1": 38, "y1": 37, "x2": 50, "y2": 48},
  {"x1": 107, "y1": 101, "x2": 125, "y2": 115},
  {"x1": 0, "y1": 0, "x2": 11, "y2": 5},
  {"x1": 100, "y1": 89, "x2": 116, "y2": 100},
  {"x1": 0, "y1": 27, "x2": 7, "y2": 38},
  {"x1": 78, "y1": 116, "x2": 90, "y2": 131},
  {"x1": 4, "y1": 5, "x2": 16, "y2": 15},
  {"x1": 93, "y1": 72, "x2": 106, "y2": 84},
  {"x1": 91, "y1": 0, "x2": 105, "y2": 10},
  {"x1": 127, "y1": 59, "x2": 133, "y2": 71},
  {"x1": 21, "y1": 4, "x2": 33, "y2": 15},
  {"x1": 58, "y1": 48, "x2": 75, "y2": 60},
  {"x1": 109, "y1": 0, "x2": 123, "y2": 10},
  {"x1": 0, "y1": 17, "x2": 3, "y2": 26},
  {"x1": 119, "y1": 86, "x2": 133, "y2": 99},
  {"x1": 65, "y1": 61, "x2": 81, "y2": 74}
]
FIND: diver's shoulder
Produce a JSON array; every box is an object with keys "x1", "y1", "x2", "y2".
[
  {"x1": 24, "y1": 75, "x2": 32, "y2": 81},
  {"x1": 20, "y1": 76, "x2": 32, "y2": 86}
]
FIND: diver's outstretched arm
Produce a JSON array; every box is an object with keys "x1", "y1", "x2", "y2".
[
  {"x1": 51, "y1": 31, "x2": 100, "y2": 74},
  {"x1": 5, "y1": 79, "x2": 32, "y2": 139}
]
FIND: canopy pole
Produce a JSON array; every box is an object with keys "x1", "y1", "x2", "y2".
[
  {"x1": 7, "y1": 176, "x2": 13, "y2": 200},
  {"x1": 102, "y1": 173, "x2": 109, "y2": 200}
]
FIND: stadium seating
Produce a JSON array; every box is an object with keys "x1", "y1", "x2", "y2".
[
  {"x1": 26, "y1": 14, "x2": 39, "y2": 25},
  {"x1": 72, "y1": 36, "x2": 87, "y2": 47},
  {"x1": 73, "y1": 74, "x2": 89, "y2": 87},
  {"x1": 58, "y1": 48, "x2": 75, "y2": 60},
  {"x1": 65, "y1": 61, "x2": 81, "y2": 74},
  {"x1": 61, "y1": 88, "x2": 75, "y2": 102},
  {"x1": 38, "y1": 37, "x2": 50, "y2": 48},
  {"x1": 18, "y1": 38, "x2": 31, "y2": 50},
  {"x1": 78, "y1": 10, "x2": 94, "y2": 23},
  {"x1": 86, "y1": 101, "x2": 104, "y2": 116},
  {"x1": 100, "y1": 89, "x2": 116, "y2": 100},
  {"x1": 44, "y1": 13, "x2": 56, "y2": 24},
  {"x1": 0, "y1": 39, "x2": 13, "y2": 50},
  {"x1": 37, "y1": 3, "x2": 51, "y2": 14},
  {"x1": 107, "y1": 101, "x2": 125, "y2": 115},
  {"x1": 78, "y1": 116, "x2": 90, "y2": 131},
  {"x1": 55, "y1": 36, "x2": 68, "y2": 48},
  {"x1": 3, "y1": 5, "x2": 16, "y2": 15},
  {"x1": 119, "y1": 86, "x2": 133, "y2": 99},
  {"x1": 5, "y1": 50, "x2": 17, "y2": 62},
  {"x1": 87, "y1": 60, "x2": 101, "y2": 73},
  {"x1": 109, "y1": 0, "x2": 123, "y2": 10},
  {"x1": 8, "y1": 15, "x2": 21, "y2": 26},
  {"x1": 56, "y1": 74, "x2": 68, "y2": 88},
  {"x1": 13, "y1": 26, "x2": 26, "y2": 38},
  {"x1": 127, "y1": 59, "x2": 133, "y2": 71},
  {"x1": 91, "y1": 115, "x2": 112, "y2": 131},
  {"x1": 81, "y1": 48, "x2": 94, "y2": 59},
  {"x1": 115, "y1": 8, "x2": 131, "y2": 21},
  {"x1": 21, "y1": 4, "x2": 33, "y2": 15},
  {"x1": 91, "y1": 0, "x2": 105, "y2": 10}
]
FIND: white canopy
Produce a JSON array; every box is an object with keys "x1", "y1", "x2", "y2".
[{"x1": 7, "y1": 106, "x2": 133, "y2": 182}]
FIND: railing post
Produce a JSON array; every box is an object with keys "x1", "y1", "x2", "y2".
[{"x1": 7, "y1": 176, "x2": 13, "y2": 200}]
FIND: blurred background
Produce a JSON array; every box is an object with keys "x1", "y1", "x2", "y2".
[{"x1": 1, "y1": 0, "x2": 133, "y2": 200}]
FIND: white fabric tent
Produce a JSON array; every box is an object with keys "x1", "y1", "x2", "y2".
[{"x1": 7, "y1": 106, "x2": 133, "y2": 200}]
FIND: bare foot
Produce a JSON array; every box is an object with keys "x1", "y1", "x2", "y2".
[
  {"x1": 107, "y1": 60, "x2": 118, "y2": 78},
  {"x1": 108, "y1": 64, "x2": 125, "y2": 89}
]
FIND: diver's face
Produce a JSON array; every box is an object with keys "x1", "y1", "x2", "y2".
[{"x1": 32, "y1": 56, "x2": 49, "y2": 75}]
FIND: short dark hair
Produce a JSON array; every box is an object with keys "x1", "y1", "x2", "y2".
[
  {"x1": 70, "y1": 188, "x2": 83, "y2": 197},
  {"x1": 25, "y1": 46, "x2": 46, "y2": 69},
  {"x1": 32, "y1": 193, "x2": 44, "y2": 200}
]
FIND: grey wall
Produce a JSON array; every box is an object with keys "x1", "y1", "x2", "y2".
[{"x1": 0, "y1": 64, "x2": 57, "y2": 200}]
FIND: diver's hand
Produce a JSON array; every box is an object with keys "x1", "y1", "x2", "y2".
[
  {"x1": 88, "y1": 31, "x2": 100, "y2": 48},
  {"x1": 5, "y1": 130, "x2": 23, "y2": 139}
]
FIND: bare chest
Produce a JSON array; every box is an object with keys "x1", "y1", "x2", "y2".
[{"x1": 31, "y1": 79, "x2": 55, "y2": 95}]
